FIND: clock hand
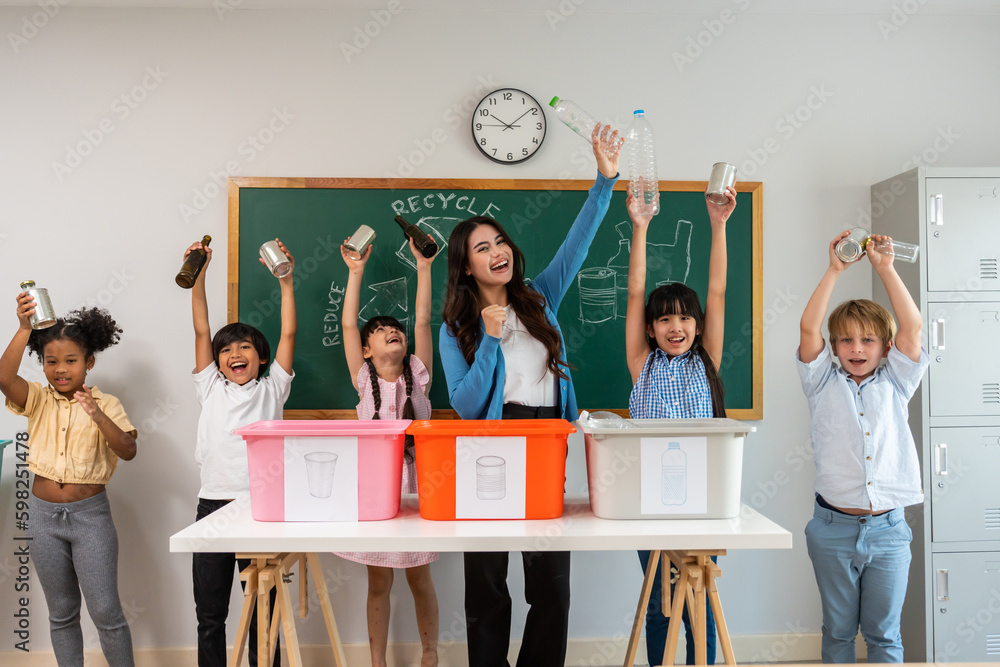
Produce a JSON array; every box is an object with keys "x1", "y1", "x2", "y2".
[
  {"x1": 487, "y1": 112, "x2": 514, "y2": 130},
  {"x1": 503, "y1": 109, "x2": 533, "y2": 131}
]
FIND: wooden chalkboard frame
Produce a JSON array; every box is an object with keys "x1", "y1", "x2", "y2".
[{"x1": 227, "y1": 177, "x2": 763, "y2": 420}]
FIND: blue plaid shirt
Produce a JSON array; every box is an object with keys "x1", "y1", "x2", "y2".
[{"x1": 629, "y1": 348, "x2": 714, "y2": 419}]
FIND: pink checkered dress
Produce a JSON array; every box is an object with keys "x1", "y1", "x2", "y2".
[{"x1": 334, "y1": 356, "x2": 437, "y2": 568}]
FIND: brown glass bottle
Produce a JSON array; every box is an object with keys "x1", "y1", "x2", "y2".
[
  {"x1": 176, "y1": 235, "x2": 212, "y2": 288},
  {"x1": 394, "y1": 215, "x2": 438, "y2": 259}
]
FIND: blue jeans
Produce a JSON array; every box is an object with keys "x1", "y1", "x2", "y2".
[
  {"x1": 637, "y1": 550, "x2": 717, "y2": 665},
  {"x1": 805, "y1": 499, "x2": 912, "y2": 664}
]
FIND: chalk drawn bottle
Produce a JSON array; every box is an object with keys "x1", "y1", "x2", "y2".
[
  {"x1": 661, "y1": 442, "x2": 686, "y2": 505},
  {"x1": 626, "y1": 110, "x2": 660, "y2": 216},
  {"x1": 176, "y1": 235, "x2": 212, "y2": 289}
]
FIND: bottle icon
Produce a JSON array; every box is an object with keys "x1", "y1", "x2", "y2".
[
  {"x1": 835, "y1": 227, "x2": 919, "y2": 264},
  {"x1": 19, "y1": 281, "x2": 57, "y2": 330},
  {"x1": 661, "y1": 442, "x2": 686, "y2": 506},
  {"x1": 176, "y1": 235, "x2": 212, "y2": 288},
  {"x1": 394, "y1": 215, "x2": 438, "y2": 259},
  {"x1": 606, "y1": 237, "x2": 631, "y2": 320},
  {"x1": 627, "y1": 110, "x2": 659, "y2": 216},
  {"x1": 548, "y1": 96, "x2": 618, "y2": 155}
]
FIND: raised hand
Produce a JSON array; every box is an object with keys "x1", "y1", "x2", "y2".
[
  {"x1": 706, "y1": 185, "x2": 737, "y2": 227},
  {"x1": 593, "y1": 123, "x2": 623, "y2": 179},
  {"x1": 481, "y1": 304, "x2": 507, "y2": 339},
  {"x1": 829, "y1": 230, "x2": 854, "y2": 274},
  {"x1": 260, "y1": 238, "x2": 295, "y2": 280},
  {"x1": 866, "y1": 233, "x2": 894, "y2": 271},
  {"x1": 408, "y1": 237, "x2": 437, "y2": 270},
  {"x1": 15, "y1": 292, "x2": 36, "y2": 331},
  {"x1": 341, "y1": 239, "x2": 372, "y2": 273},
  {"x1": 626, "y1": 190, "x2": 657, "y2": 229}
]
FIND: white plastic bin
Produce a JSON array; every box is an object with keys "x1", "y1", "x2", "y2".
[{"x1": 579, "y1": 413, "x2": 754, "y2": 519}]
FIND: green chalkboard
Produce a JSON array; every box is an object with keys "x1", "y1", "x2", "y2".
[{"x1": 229, "y1": 177, "x2": 762, "y2": 419}]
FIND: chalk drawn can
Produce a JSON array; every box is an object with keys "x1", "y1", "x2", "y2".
[
  {"x1": 19, "y1": 281, "x2": 57, "y2": 330},
  {"x1": 344, "y1": 225, "x2": 376, "y2": 260}
]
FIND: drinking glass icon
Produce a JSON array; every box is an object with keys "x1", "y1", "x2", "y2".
[
  {"x1": 476, "y1": 456, "x2": 506, "y2": 500},
  {"x1": 661, "y1": 442, "x2": 686, "y2": 505},
  {"x1": 304, "y1": 452, "x2": 338, "y2": 498}
]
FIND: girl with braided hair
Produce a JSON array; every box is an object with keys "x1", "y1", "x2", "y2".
[
  {"x1": 338, "y1": 236, "x2": 439, "y2": 667},
  {"x1": 1, "y1": 299, "x2": 137, "y2": 666}
]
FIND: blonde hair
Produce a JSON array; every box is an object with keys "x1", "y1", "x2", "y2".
[{"x1": 828, "y1": 299, "x2": 897, "y2": 344}]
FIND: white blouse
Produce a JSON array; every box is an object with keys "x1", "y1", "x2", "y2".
[{"x1": 499, "y1": 305, "x2": 557, "y2": 407}]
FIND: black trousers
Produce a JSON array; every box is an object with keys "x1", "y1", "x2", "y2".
[
  {"x1": 464, "y1": 550, "x2": 571, "y2": 667},
  {"x1": 193, "y1": 498, "x2": 280, "y2": 667}
]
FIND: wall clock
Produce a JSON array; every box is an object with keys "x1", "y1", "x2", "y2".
[{"x1": 471, "y1": 88, "x2": 546, "y2": 164}]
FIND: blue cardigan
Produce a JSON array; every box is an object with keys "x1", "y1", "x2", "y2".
[{"x1": 439, "y1": 172, "x2": 618, "y2": 420}]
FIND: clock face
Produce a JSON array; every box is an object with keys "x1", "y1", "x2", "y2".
[{"x1": 471, "y1": 88, "x2": 546, "y2": 164}]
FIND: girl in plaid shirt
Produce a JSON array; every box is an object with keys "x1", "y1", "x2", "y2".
[
  {"x1": 624, "y1": 183, "x2": 736, "y2": 665},
  {"x1": 338, "y1": 236, "x2": 439, "y2": 667}
]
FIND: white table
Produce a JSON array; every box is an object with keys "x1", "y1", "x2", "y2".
[{"x1": 170, "y1": 497, "x2": 791, "y2": 666}]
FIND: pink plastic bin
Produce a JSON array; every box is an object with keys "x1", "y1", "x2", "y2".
[{"x1": 235, "y1": 420, "x2": 410, "y2": 521}]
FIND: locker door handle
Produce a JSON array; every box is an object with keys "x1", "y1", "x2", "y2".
[
  {"x1": 935, "y1": 443, "x2": 948, "y2": 475},
  {"x1": 931, "y1": 319, "x2": 946, "y2": 350},
  {"x1": 929, "y1": 194, "x2": 944, "y2": 225},
  {"x1": 936, "y1": 569, "x2": 950, "y2": 601}
]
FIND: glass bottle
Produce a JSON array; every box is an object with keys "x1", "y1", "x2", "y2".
[
  {"x1": 394, "y1": 215, "x2": 438, "y2": 259},
  {"x1": 176, "y1": 235, "x2": 212, "y2": 288}
]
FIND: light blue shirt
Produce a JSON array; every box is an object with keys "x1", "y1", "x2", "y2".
[
  {"x1": 796, "y1": 344, "x2": 929, "y2": 511},
  {"x1": 629, "y1": 349, "x2": 713, "y2": 419}
]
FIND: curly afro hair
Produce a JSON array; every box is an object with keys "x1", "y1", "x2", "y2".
[{"x1": 27, "y1": 307, "x2": 123, "y2": 361}]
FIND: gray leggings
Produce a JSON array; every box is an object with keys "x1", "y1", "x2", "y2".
[{"x1": 29, "y1": 491, "x2": 134, "y2": 667}]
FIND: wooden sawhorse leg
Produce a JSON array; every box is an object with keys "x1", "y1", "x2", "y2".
[{"x1": 234, "y1": 552, "x2": 347, "y2": 667}]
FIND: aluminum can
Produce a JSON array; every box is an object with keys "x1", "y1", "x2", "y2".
[
  {"x1": 706, "y1": 162, "x2": 737, "y2": 206},
  {"x1": 344, "y1": 225, "x2": 376, "y2": 260},
  {"x1": 19, "y1": 281, "x2": 57, "y2": 329},
  {"x1": 259, "y1": 240, "x2": 292, "y2": 277}
]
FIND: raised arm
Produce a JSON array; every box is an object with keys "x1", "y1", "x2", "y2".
[
  {"x1": 800, "y1": 230, "x2": 852, "y2": 363},
  {"x1": 625, "y1": 190, "x2": 654, "y2": 384},
  {"x1": 269, "y1": 239, "x2": 297, "y2": 375},
  {"x1": 410, "y1": 237, "x2": 437, "y2": 376},
  {"x1": 340, "y1": 242, "x2": 370, "y2": 392},
  {"x1": 701, "y1": 185, "x2": 736, "y2": 370},
  {"x1": 189, "y1": 242, "x2": 214, "y2": 373},
  {"x1": 0, "y1": 293, "x2": 35, "y2": 409},
  {"x1": 868, "y1": 234, "x2": 922, "y2": 362}
]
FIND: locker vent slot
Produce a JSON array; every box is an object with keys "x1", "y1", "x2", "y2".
[
  {"x1": 988, "y1": 635, "x2": 1000, "y2": 655},
  {"x1": 985, "y1": 384, "x2": 1000, "y2": 404},
  {"x1": 987, "y1": 509, "x2": 1000, "y2": 530},
  {"x1": 982, "y1": 258, "x2": 999, "y2": 280}
]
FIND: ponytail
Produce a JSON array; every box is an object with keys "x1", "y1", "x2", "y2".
[{"x1": 401, "y1": 356, "x2": 415, "y2": 463}]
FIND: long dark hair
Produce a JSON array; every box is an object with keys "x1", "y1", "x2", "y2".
[
  {"x1": 645, "y1": 283, "x2": 726, "y2": 417},
  {"x1": 442, "y1": 216, "x2": 567, "y2": 380},
  {"x1": 360, "y1": 316, "x2": 416, "y2": 463},
  {"x1": 28, "y1": 307, "x2": 122, "y2": 361}
]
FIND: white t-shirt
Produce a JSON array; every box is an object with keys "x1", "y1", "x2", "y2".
[
  {"x1": 193, "y1": 361, "x2": 294, "y2": 499},
  {"x1": 500, "y1": 305, "x2": 556, "y2": 407}
]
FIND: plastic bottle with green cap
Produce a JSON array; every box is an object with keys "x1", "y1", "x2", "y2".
[{"x1": 549, "y1": 96, "x2": 602, "y2": 144}]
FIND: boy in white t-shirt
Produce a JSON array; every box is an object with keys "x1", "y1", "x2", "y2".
[{"x1": 184, "y1": 238, "x2": 296, "y2": 667}]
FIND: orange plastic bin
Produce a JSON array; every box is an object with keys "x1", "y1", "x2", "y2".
[{"x1": 406, "y1": 419, "x2": 575, "y2": 521}]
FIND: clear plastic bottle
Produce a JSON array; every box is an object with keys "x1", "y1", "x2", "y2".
[
  {"x1": 627, "y1": 110, "x2": 660, "y2": 216},
  {"x1": 549, "y1": 96, "x2": 601, "y2": 143}
]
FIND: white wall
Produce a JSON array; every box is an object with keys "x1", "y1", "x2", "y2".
[{"x1": 1, "y1": 1, "x2": 999, "y2": 661}]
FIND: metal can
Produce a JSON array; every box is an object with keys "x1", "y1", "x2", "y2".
[
  {"x1": 19, "y1": 281, "x2": 57, "y2": 329},
  {"x1": 706, "y1": 162, "x2": 737, "y2": 206},
  {"x1": 835, "y1": 227, "x2": 871, "y2": 263},
  {"x1": 344, "y1": 224, "x2": 376, "y2": 260},
  {"x1": 259, "y1": 240, "x2": 292, "y2": 278}
]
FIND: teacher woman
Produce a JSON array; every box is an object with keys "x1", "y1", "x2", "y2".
[{"x1": 439, "y1": 126, "x2": 621, "y2": 667}]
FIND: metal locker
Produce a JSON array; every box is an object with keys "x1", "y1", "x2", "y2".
[
  {"x1": 925, "y1": 300, "x2": 1000, "y2": 417},
  {"x1": 931, "y1": 552, "x2": 1000, "y2": 662},
  {"x1": 930, "y1": 427, "x2": 1000, "y2": 542},
  {"x1": 925, "y1": 178, "x2": 1000, "y2": 293}
]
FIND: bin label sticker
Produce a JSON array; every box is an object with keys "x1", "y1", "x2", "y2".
[
  {"x1": 285, "y1": 436, "x2": 359, "y2": 521},
  {"x1": 455, "y1": 436, "x2": 527, "y2": 519},
  {"x1": 640, "y1": 436, "x2": 707, "y2": 515}
]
